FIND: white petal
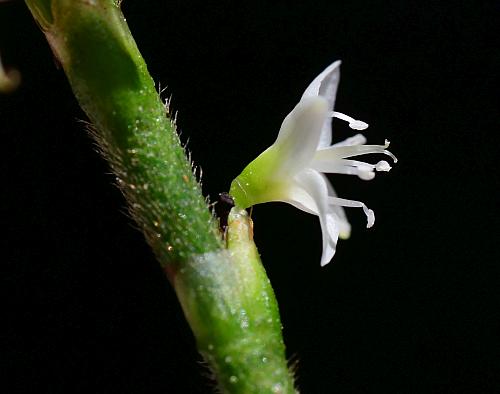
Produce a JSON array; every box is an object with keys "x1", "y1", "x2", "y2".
[
  {"x1": 301, "y1": 60, "x2": 342, "y2": 106},
  {"x1": 284, "y1": 185, "x2": 319, "y2": 215},
  {"x1": 317, "y1": 121, "x2": 333, "y2": 149},
  {"x1": 273, "y1": 97, "x2": 329, "y2": 176},
  {"x1": 328, "y1": 197, "x2": 375, "y2": 228},
  {"x1": 287, "y1": 169, "x2": 339, "y2": 266},
  {"x1": 286, "y1": 173, "x2": 352, "y2": 240},
  {"x1": 301, "y1": 60, "x2": 342, "y2": 149},
  {"x1": 324, "y1": 213, "x2": 340, "y2": 265},
  {"x1": 321, "y1": 174, "x2": 352, "y2": 239}
]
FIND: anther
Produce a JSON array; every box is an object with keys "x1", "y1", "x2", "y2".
[{"x1": 328, "y1": 111, "x2": 369, "y2": 130}]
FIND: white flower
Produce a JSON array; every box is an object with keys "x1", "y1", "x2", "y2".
[{"x1": 229, "y1": 60, "x2": 396, "y2": 266}]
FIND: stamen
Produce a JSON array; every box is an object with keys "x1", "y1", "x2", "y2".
[
  {"x1": 332, "y1": 133, "x2": 367, "y2": 147},
  {"x1": 340, "y1": 159, "x2": 391, "y2": 180},
  {"x1": 328, "y1": 111, "x2": 369, "y2": 130},
  {"x1": 329, "y1": 197, "x2": 375, "y2": 228},
  {"x1": 375, "y1": 160, "x2": 391, "y2": 171},
  {"x1": 383, "y1": 140, "x2": 398, "y2": 162}
]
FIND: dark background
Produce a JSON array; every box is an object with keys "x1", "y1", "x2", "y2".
[{"x1": 1, "y1": 1, "x2": 499, "y2": 393}]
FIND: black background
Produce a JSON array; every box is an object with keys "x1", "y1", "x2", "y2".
[{"x1": 1, "y1": 1, "x2": 499, "y2": 393}]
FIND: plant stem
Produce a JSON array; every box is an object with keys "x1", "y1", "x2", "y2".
[{"x1": 24, "y1": 1, "x2": 296, "y2": 392}]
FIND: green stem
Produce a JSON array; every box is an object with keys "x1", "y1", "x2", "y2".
[
  {"x1": 26, "y1": 0, "x2": 220, "y2": 263},
  {"x1": 174, "y1": 209, "x2": 296, "y2": 393},
  {"x1": 24, "y1": 1, "x2": 296, "y2": 392}
]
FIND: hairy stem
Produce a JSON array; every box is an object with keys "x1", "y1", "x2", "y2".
[{"x1": 24, "y1": 1, "x2": 296, "y2": 392}]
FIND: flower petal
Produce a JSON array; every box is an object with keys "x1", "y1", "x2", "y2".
[
  {"x1": 321, "y1": 174, "x2": 352, "y2": 239},
  {"x1": 301, "y1": 60, "x2": 342, "y2": 148},
  {"x1": 286, "y1": 169, "x2": 339, "y2": 266},
  {"x1": 302, "y1": 60, "x2": 342, "y2": 107},
  {"x1": 273, "y1": 96, "x2": 329, "y2": 176}
]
